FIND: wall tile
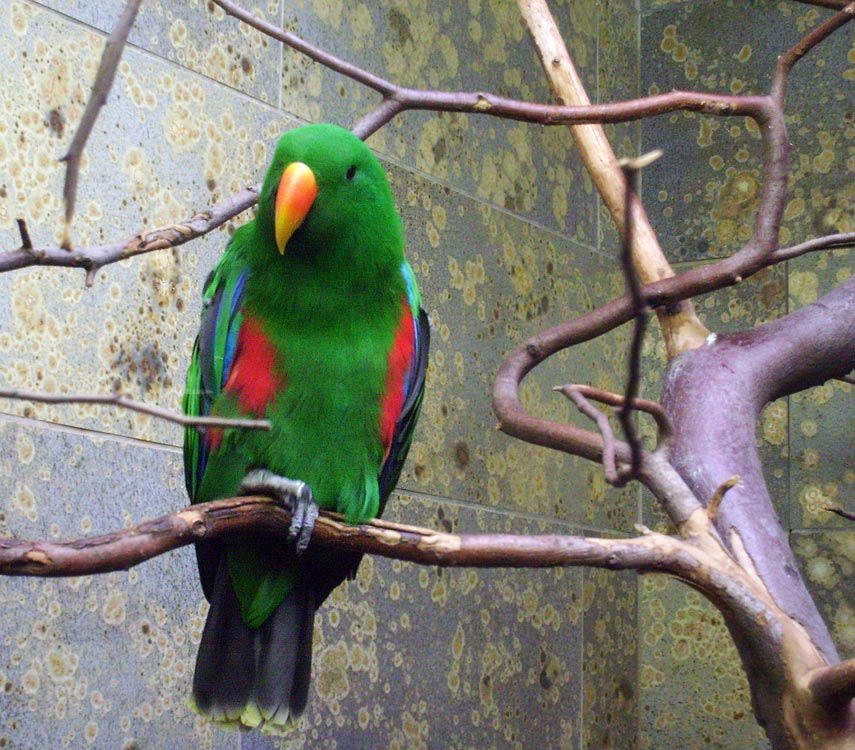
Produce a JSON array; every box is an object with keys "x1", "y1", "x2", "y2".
[
  {"x1": 582, "y1": 562, "x2": 637, "y2": 750},
  {"x1": 641, "y1": 1, "x2": 852, "y2": 261},
  {"x1": 792, "y1": 529, "x2": 855, "y2": 659},
  {"x1": 638, "y1": 577, "x2": 770, "y2": 750},
  {"x1": 35, "y1": 0, "x2": 282, "y2": 103}
]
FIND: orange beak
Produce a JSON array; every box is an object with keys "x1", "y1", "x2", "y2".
[{"x1": 274, "y1": 162, "x2": 318, "y2": 254}]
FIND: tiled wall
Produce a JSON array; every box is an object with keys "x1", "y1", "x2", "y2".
[
  {"x1": 0, "y1": 1, "x2": 639, "y2": 749},
  {"x1": 2, "y1": 1, "x2": 849, "y2": 748}
]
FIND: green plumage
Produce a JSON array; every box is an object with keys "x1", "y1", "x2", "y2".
[{"x1": 183, "y1": 124, "x2": 428, "y2": 728}]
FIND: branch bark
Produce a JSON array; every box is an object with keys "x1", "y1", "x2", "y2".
[
  {"x1": 0, "y1": 495, "x2": 712, "y2": 577},
  {"x1": 662, "y1": 274, "x2": 855, "y2": 694}
]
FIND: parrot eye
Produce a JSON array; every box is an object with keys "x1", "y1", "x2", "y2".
[{"x1": 346, "y1": 165, "x2": 357, "y2": 181}]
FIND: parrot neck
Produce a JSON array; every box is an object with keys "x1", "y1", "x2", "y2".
[{"x1": 238, "y1": 223, "x2": 407, "y2": 328}]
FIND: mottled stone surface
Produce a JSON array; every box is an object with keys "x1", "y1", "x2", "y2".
[
  {"x1": 0, "y1": 1, "x2": 640, "y2": 749},
  {"x1": 3, "y1": 0, "x2": 849, "y2": 746},
  {"x1": 638, "y1": 578, "x2": 770, "y2": 750},
  {"x1": 641, "y1": 1, "x2": 853, "y2": 262}
]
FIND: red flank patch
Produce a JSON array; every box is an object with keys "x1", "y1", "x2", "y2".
[{"x1": 380, "y1": 301, "x2": 416, "y2": 455}]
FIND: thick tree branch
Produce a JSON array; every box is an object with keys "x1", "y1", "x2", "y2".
[
  {"x1": 809, "y1": 660, "x2": 855, "y2": 713},
  {"x1": 663, "y1": 274, "x2": 855, "y2": 669}
]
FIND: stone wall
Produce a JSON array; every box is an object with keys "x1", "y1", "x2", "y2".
[{"x1": 0, "y1": 1, "x2": 639, "y2": 748}]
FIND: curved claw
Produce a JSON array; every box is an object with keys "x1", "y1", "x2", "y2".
[{"x1": 238, "y1": 469, "x2": 318, "y2": 555}]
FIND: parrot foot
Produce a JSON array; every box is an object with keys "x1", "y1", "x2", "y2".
[{"x1": 238, "y1": 470, "x2": 319, "y2": 555}]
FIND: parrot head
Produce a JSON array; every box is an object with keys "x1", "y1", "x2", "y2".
[{"x1": 255, "y1": 123, "x2": 403, "y2": 265}]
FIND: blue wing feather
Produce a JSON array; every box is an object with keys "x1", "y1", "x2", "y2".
[{"x1": 182, "y1": 259, "x2": 248, "y2": 502}]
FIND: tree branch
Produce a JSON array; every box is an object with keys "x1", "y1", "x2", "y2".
[
  {"x1": 809, "y1": 660, "x2": 855, "y2": 713},
  {"x1": 771, "y1": 1, "x2": 855, "y2": 101},
  {"x1": 0, "y1": 492, "x2": 775, "y2": 631},
  {"x1": 663, "y1": 274, "x2": 855, "y2": 667},
  {"x1": 771, "y1": 231, "x2": 855, "y2": 262},
  {"x1": 0, "y1": 388, "x2": 271, "y2": 432},
  {"x1": 556, "y1": 385, "x2": 626, "y2": 485},
  {"x1": 0, "y1": 495, "x2": 701, "y2": 576},
  {"x1": 0, "y1": 186, "x2": 259, "y2": 283},
  {"x1": 60, "y1": 0, "x2": 142, "y2": 249}
]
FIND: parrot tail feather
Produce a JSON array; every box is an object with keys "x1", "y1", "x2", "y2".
[
  {"x1": 191, "y1": 560, "x2": 315, "y2": 730},
  {"x1": 256, "y1": 574, "x2": 315, "y2": 723}
]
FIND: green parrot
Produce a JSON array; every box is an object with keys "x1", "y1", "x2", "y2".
[{"x1": 182, "y1": 123, "x2": 429, "y2": 729}]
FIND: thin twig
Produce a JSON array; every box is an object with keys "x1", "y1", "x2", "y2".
[
  {"x1": 771, "y1": 1, "x2": 855, "y2": 101},
  {"x1": 554, "y1": 385, "x2": 623, "y2": 484},
  {"x1": 16, "y1": 219, "x2": 33, "y2": 253},
  {"x1": 795, "y1": 0, "x2": 853, "y2": 8},
  {"x1": 826, "y1": 506, "x2": 855, "y2": 522},
  {"x1": 559, "y1": 384, "x2": 673, "y2": 445},
  {"x1": 60, "y1": 0, "x2": 142, "y2": 249},
  {"x1": 771, "y1": 232, "x2": 855, "y2": 262},
  {"x1": 707, "y1": 476, "x2": 741, "y2": 523},
  {"x1": 0, "y1": 388, "x2": 271, "y2": 432},
  {"x1": 0, "y1": 187, "x2": 259, "y2": 280},
  {"x1": 616, "y1": 153, "x2": 662, "y2": 480}
]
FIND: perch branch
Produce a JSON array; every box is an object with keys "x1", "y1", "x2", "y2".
[
  {"x1": 0, "y1": 388, "x2": 270, "y2": 432},
  {"x1": 60, "y1": 0, "x2": 142, "y2": 249},
  {"x1": 1, "y1": 495, "x2": 709, "y2": 576},
  {"x1": 0, "y1": 493, "x2": 781, "y2": 636},
  {"x1": 1, "y1": 490, "x2": 808, "y2": 725}
]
